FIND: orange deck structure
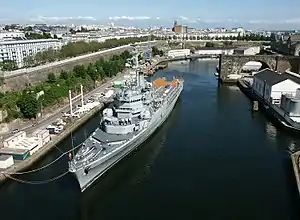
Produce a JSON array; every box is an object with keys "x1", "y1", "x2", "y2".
[{"x1": 152, "y1": 77, "x2": 182, "y2": 87}]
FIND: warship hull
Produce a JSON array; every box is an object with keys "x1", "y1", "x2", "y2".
[{"x1": 73, "y1": 83, "x2": 183, "y2": 192}]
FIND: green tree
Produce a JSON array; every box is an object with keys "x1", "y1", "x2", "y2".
[
  {"x1": 223, "y1": 41, "x2": 233, "y2": 46},
  {"x1": 0, "y1": 50, "x2": 133, "y2": 121},
  {"x1": 73, "y1": 65, "x2": 87, "y2": 78},
  {"x1": 87, "y1": 63, "x2": 99, "y2": 84},
  {"x1": 59, "y1": 70, "x2": 69, "y2": 80},
  {"x1": 270, "y1": 33, "x2": 276, "y2": 42},
  {"x1": 23, "y1": 55, "x2": 35, "y2": 67},
  {"x1": 205, "y1": 42, "x2": 215, "y2": 47},
  {"x1": 47, "y1": 73, "x2": 56, "y2": 83},
  {"x1": 237, "y1": 33, "x2": 242, "y2": 41},
  {"x1": 0, "y1": 60, "x2": 18, "y2": 71},
  {"x1": 17, "y1": 93, "x2": 39, "y2": 119}
]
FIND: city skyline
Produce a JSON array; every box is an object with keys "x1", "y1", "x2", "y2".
[{"x1": 1, "y1": 0, "x2": 300, "y2": 30}]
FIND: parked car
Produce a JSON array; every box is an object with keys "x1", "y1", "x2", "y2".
[{"x1": 11, "y1": 128, "x2": 19, "y2": 134}]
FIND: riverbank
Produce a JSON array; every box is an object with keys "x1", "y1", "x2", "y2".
[
  {"x1": 0, "y1": 102, "x2": 104, "y2": 183},
  {"x1": 0, "y1": 58, "x2": 165, "y2": 183},
  {"x1": 237, "y1": 78, "x2": 300, "y2": 195}
]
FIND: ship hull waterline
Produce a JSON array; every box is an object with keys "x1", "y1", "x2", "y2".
[{"x1": 71, "y1": 85, "x2": 183, "y2": 192}]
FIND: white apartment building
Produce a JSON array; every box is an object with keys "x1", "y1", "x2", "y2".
[
  {"x1": 0, "y1": 39, "x2": 62, "y2": 67},
  {"x1": 0, "y1": 31, "x2": 25, "y2": 40}
]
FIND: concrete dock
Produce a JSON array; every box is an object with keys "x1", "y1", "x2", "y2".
[
  {"x1": 0, "y1": 103, "x2": 104, "y2": 182},
  {"x1": 291, "y1": 151, "x2": 300, "y2": 195}
]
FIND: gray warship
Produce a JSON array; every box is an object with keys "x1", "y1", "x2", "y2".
[{"x1": 69, "y1": 56, "x2": 184, "y2": 192}]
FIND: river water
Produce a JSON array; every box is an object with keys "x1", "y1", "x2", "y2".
[{"x1": 1, "y1": 59, "x2": 300, "y2": 220}]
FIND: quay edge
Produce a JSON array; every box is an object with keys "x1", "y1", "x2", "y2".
[
  {"x1": 291, "y1": 151, "x2": 300, "y2": 195},
  {"x1": 237, "y1": 78, "x2": 300, "y2": 195},
  {"x1": 0, "y1": 103, "x2": 105, "y2": 184}
]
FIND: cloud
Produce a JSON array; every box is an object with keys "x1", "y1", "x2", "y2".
[
  {"x1": 108, "y1": 16, "x2": 151, "y2": 21},
  {"x1": 30, "y1": 16, "x2": 96, "y2": 22},
  {"x1": 284, "y1": 18, "x2": 300, "y2": 24},
  {"x1": 179, "y1": 16, "x2": 189, "y2": 21},
  {"x1": 247, "y1": 18, "x2": 300, "y2": 24},
  {"x1": 177, "y1": 16, "x2": 234, "y2": 24}
]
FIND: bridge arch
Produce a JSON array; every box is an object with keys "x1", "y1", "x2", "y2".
[
  {"x1": 219, "y1": 55, "x2": 277, "y2": 79},
  {"x1": 219, "y1": 54, "x2": 300, "y2": 80},
  {"x1": 240, "y1": 60, "x2": 271, "y2": 75}
]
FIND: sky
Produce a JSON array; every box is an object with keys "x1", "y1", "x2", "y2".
[{"x1": 1, "y1": 0, "x2": 300, "y2": 30}]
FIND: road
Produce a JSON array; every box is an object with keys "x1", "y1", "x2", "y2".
[{"x1": 1, "y1": 75, "x2": 121, "y2": 140}]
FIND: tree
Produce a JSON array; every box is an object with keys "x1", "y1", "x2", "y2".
[
  {"x1": 205, "y1": 42, "x2": 215, "y2": 47},
  {"x1": 0, "y1": 60, "x2": 18, "y2": 71},
  {"x1": 23, "y1": 56, "x2": 35, "y2": 67},
  {"x1": 59, "y1": 70, "x2": 69, "y2": 80},
  {"x1": 223, "y1": 41, "x2": 233, "y2": 46},
  {"x1": 237, "y1": 33, "x2": 242, "y2": 41},
  {"x1": 70, "y1": 28, "x2": 76, "y2": 34},
  {"x1": 87, "y1": 63, "x2": 99, "y2": 84},
  {"x1": 0, "y1": 50, "x2": 133, "y2": 121},
  {"x1": 197, "y1": 36, "x2": 200, "y2": 40},
  {"x1": 270, "y1": 33, "x2": 276, "y2": 42},
  {"x1": 17, "y1": 93, "x2": 39, "y2": 119},
  {"x1": 73, "y1": 65, "x2": 88, "y2": 78},
  {"x1": 47, "y1": 73, "x2": 56, "y2": 83}
]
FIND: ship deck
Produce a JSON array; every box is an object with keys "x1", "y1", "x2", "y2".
[{"x1": 92, "y1": 128, "x2": 136, "y2": 143}]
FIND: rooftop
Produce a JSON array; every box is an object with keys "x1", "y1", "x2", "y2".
[
  {"x1": 282, "y1": 72, "x2": 300, "y2": 85},
  {"x1": 0, "y1": 147, "x2": 29, "y2": 155},
  {"x1": 234, "y1": 47, "x2": 251, "y2": 51},
  {"x1": 0, "y1": 154, "x2": 12, "y2": 160},
  {"x1": 254, "y1": 69, "x2": 286, "y2": 85}
]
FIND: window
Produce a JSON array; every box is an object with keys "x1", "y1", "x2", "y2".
[{"x1": 274, "y1": 100, "x2": 280, "y2": 105}]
